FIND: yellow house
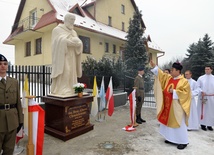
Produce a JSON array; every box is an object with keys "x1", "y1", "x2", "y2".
[{"x1": 4, "y1": 0, "x2": 164, "y2": 66}]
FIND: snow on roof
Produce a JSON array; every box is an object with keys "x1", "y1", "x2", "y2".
[
  {"x1": 50, "y1": 0, "x2": 127, "y2": 40},
  {"x1": 80, "y1": 0, "x2": 96, "y2": 7},
  {"x1": 49, "y1": 0, "x2": 163, "y2": 52},
  {"x1": 147, "y1": 41, "x2": 163, "y2": 52},
  {"x1": 143, "y1": 33, "x2": 164, "y2": 52},
  {"x1": 49, "y1": 0, "x2": 82, "y2": 11}
]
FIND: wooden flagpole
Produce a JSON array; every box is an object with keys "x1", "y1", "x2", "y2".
[{"x1": 26, "y1": 96, "x2": 36, "y2": 155}]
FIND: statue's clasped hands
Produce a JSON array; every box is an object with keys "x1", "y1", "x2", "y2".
[{"x1": 67, "y1": 37, "x2": 82, "y2": 47}]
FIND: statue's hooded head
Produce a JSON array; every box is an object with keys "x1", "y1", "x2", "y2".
[{"x1": 64, "y1": 13, "x2": 76, "y2": 30}]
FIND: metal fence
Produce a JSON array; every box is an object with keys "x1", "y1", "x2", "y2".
[
  {"x1": 7, "y1": 65, "x2": 51, "y2": 103},
  {"x1": 6, "y1": 65, "x2": 156, "y2": 107},
  {"x1": 124, "y1": 75, "x2": 156, "y2": 108},
  {"x1": 144, "y1": 90, "x2": 156, "y2": 108}
]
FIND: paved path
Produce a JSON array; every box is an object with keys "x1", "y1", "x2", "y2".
[{"x1": 18, "y1": 105, "x2": 214, "y2": 155}]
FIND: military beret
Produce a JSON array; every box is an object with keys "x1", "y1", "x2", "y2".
[
  {"x1": 0, "y1": 54, "x2": 8, "y2": 62},
  {"x1": 138, "y1": 67, "x2": 144, "y2": 71}
]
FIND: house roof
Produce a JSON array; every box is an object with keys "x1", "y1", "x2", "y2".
[
  {"x1": 49, "y1": 0, "x2": 162, "y2": 51},
  {"x1": 4, "y1": 0, "x2": 163, "y2": 52},
  {"x1": 33, "y1": 10, "x2": 57, "y2": 30},
  {"x1": 4, "y1": 26, "x2": 23, "y2": 43},
  {"x1": 11, "y1": 0, "x2": 26, "y2": 33},
  {"x1": 81, "y1": 0, "x2": 96, "y2": 8},
  {"x1": 48, "y1": 0, "x2": 145, "y2": 40},
  {"x1": 143, "y1": 34, "x2": 163, "y2": 52}
]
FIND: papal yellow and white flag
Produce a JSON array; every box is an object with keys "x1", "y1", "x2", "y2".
[{"x1": 91, "y1": 76, "x2": 98, "y2": 117}]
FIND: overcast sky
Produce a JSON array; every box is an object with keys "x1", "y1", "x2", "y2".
[
  {"x1": 0, "y1": 0, "x2": 20, "y2": 64},
  {"x1": 0, "y1": 0, "x2": 214, "y2": 65},
  {"x1": 136, "y1": 0, "x2": 214, "y2": 64}
]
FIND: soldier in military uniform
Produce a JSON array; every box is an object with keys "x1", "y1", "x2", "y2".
[
  {"x1": 0, "y1": 54, "x2": 23, "y2": 154},
  {"x1": 134, "y1": 67, "x2": 146, "y2": 124}
]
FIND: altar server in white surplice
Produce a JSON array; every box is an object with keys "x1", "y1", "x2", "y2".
[
  {"x1": 197, "y1": 65, "x2": 214, "y2": 131},
  {"x1": 185, "y1": 70, "x2": 200, "y2": 130}
]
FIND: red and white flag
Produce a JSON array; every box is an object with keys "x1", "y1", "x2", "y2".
[
  {"x1": 16, "y1": 126, "x2": 24, "y2": 144},
  {"x1": 122, "y1": 89, "x2": 136, "y2": 132},
  {"x1": 105, "y1": 76, "x2": 114, "y2": 116},
  {"x1": 28, "y1": 99, "x2": 45, "y2": 155}
]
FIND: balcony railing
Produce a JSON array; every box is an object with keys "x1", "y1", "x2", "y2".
[{"x1": 12, "y1": 16, "x2": 40, "y2": 32}]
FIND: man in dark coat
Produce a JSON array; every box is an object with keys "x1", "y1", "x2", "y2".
[
  {"x1": 0, "y1": 54, "x2": 23, "y2": 154},
  {"x1": 134, "y1": 67, "x2": 146, "y2": 124}
]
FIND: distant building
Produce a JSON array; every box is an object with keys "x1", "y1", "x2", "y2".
[{"x1": 4, "y1": 0, "x2": 164, "y2": 65}]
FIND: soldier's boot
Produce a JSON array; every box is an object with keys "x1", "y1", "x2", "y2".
[
  {"x1": 139, "y1": 114, "x2": 146, "y2": 123},
  {"x1": 136, "y1": 115, "x2": 142, "y2": 124}
]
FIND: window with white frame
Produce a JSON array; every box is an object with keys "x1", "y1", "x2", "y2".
[{"x1": 30, "y1": 9, "x2": 37, "y2": 28}]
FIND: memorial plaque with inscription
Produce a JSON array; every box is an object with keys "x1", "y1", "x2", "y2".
[
  {"x1": 66, "y1": 104, "x2": 89, "y2": 131},
  {"x1": 42, "y1": 95, "x2": 94, "y2": 141}
]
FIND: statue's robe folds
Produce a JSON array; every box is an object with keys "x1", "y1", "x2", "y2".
[
  {"x1": 50, "y1": 24, "x2": 83, "y2": 96},
  {"x1": 152, "y1": 66, "x2": 191, "y2": 144}
]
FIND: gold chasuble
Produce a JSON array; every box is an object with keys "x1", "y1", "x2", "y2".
[{"x1": 154, "y1": 69, "x2": 191, "y2": 128}]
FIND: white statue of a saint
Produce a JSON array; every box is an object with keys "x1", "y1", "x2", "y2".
[{"x1": 50, "y1": 13, "x2": 83, "y2": 97}]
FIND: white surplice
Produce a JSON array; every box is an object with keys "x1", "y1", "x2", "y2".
[
  {"x1": 197, "y1": 74, "x2": 214, "y2": 126},
  {"x1": 187, "y1": 78, "x2": 199, "y2": 130},
  {"x1": 159, "y1": 113, "x2": 188, "y2": 144},
  {"x1": 151, "y1": 66, "x2": 188, "y2": 144}
]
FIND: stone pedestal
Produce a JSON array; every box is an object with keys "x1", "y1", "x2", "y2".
[{"x1": 41, "y1": 95, "x2": 94, "y2": 141}]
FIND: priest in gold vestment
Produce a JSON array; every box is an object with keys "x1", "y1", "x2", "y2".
[{"x1": 150, "y1": 60, "x2": 191, "y2": 150}]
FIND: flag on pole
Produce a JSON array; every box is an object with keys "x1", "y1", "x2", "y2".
[
  {"x1": 91, "y1": 76, "x2": 99, "y2": 117},
  {"x1": 22, "y1": 75, "x2": 29, "y2": 136},
  {"x1": 122, "y1": 89, "x2": 136, "y2": 132},
  {"x1": 105, "y1": 76, "x2": 114, "y2": 116},
  {"x1": 99, "y1": 76, "x2": 106, "y2": 111},
  {"x1": 16, "y1": 126, "x2": 24, "y2": 144},
  {"x1": 129, "y1": 89, "x2": 136, "y2": 126},
  {"x1": 28, "y1": 99, "x2": 45, "y2": 155}
]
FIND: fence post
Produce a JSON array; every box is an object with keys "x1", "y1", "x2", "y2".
[
  {"x1": 42, "y1": 65, "x2": 45, "y2": 97},
  {"x1": 124, "y1": 73, "x2": 126, "y2": 92}
]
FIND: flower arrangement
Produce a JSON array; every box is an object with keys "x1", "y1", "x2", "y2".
[{"x1": 73, "y1": 83, "x2": 87, "y2": 93}]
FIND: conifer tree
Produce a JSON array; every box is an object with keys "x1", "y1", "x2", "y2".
[
  {"x1": 124, "y1": 7, "x2": 148, "y2": 76},
  {"x1": 185, "y1": 43, "x2": 197, "y2": 61},
  {"x1": 184, "y1": 34, "x2": 214, "y2": 79},
  {"x1": 123, "y1": 7, "x2": 149, "y2": 94},
  {"x1": 182, "y1": 43, "x2": 197, "y2": 73},
  {"x1": 190, "y1": 40, "x2": 207, "y2": 79}
]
